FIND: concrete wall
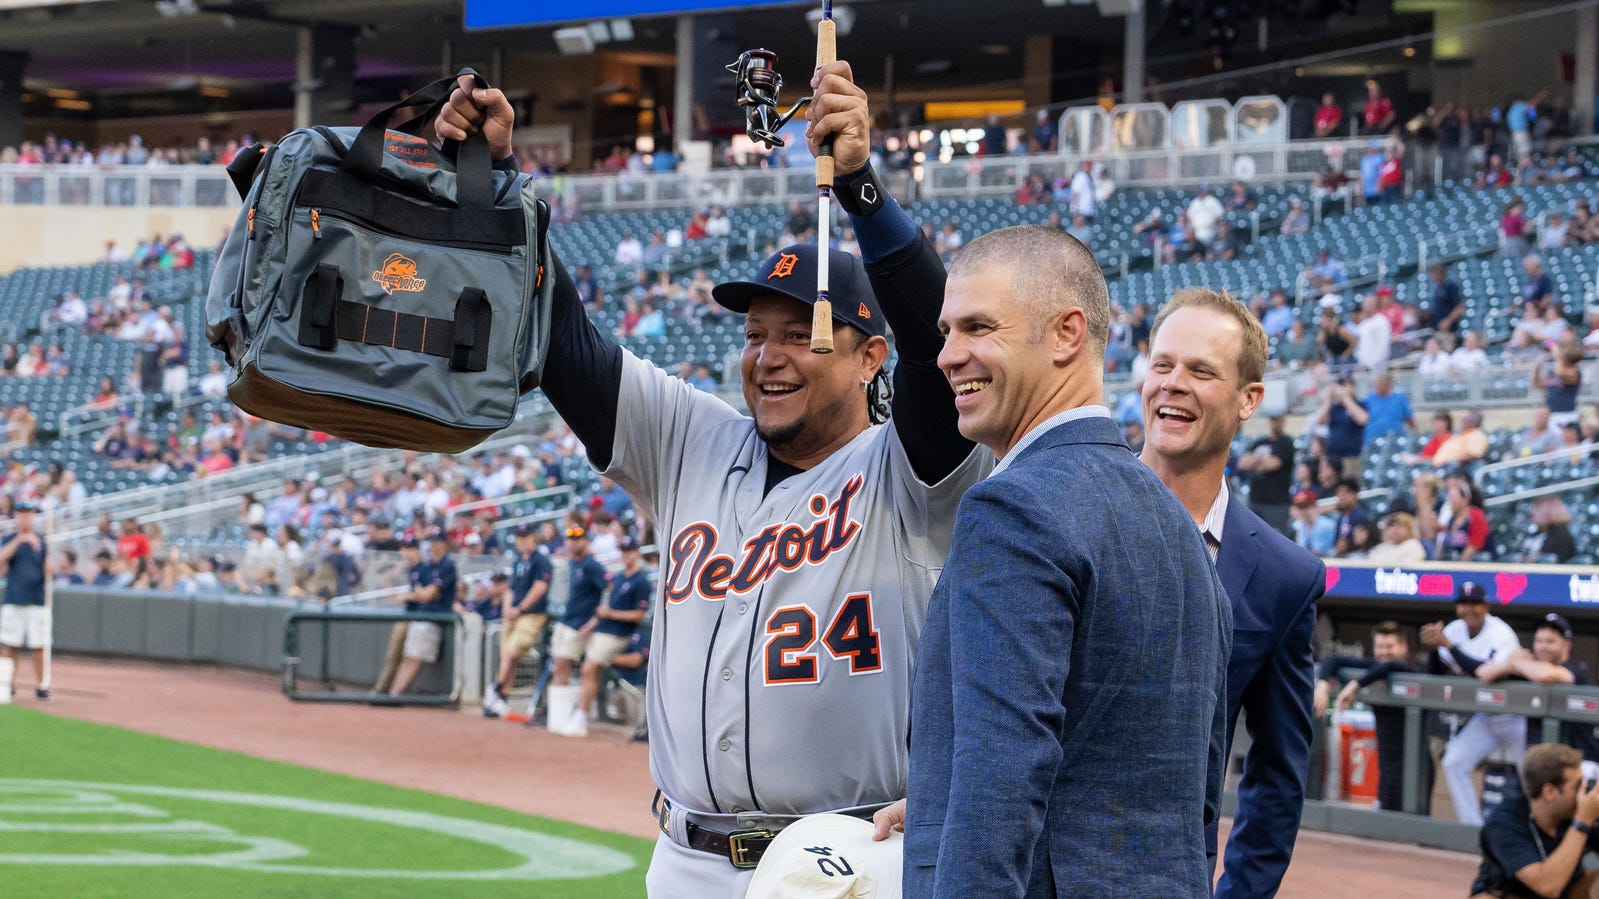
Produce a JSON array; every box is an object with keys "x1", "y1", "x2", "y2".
[{"x1": 0, "y1": 206, "x2": 238, "y2": 273}]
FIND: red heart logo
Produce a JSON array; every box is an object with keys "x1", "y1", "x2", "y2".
[
  {"x1": 1495, "y1": 572, "x2": 1528, "y2": 605},
  {"x1": 1418, "y1": 574, "x2": 1455, "y2": 596},
  {"x1": 1325, "y1": 568, "x2": 1341, "y2": 591}
]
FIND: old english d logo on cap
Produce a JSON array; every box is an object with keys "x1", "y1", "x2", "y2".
[{"x1": 769, "y1": 253, "x2": 799, "y2": 279}]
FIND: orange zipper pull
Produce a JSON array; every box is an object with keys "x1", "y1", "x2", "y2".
[
  {"x1": 247, "y1": 207, "x2": 255, "y2": 236},
  {"x1": 311, "y1": 208, "x2": 321, "y2": 238}
]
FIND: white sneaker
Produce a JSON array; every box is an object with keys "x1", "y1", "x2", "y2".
[
  {"x1": 557, "y1": 710, "x2": 588, "y2": 738},
  {"x1": 483, "y1": 690, "x2": 508, "y2": 718}
]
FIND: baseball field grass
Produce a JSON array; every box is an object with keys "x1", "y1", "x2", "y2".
[{"x1": 0, "y1": 706, "x2": 652, "y2": 898}]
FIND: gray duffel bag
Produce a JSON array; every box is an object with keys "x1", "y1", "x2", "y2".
[{"x1": 206, "y1": 69, "x2": 551, "y2": 453}]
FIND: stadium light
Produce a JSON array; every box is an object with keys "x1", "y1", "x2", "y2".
[{"x1": 554, "y1": 26, "x2": 596, "y2": 55}]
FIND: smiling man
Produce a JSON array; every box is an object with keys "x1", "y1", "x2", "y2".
[
  {"x1": 1139, "y1": 288, "x2": 1325, "y2": 899},
  {"x1": 437, "y1": 61, "x2": 992, "y2": 896},
  {"x1": 900, "y1": 225, "x2": 1230, "y2": 897}
]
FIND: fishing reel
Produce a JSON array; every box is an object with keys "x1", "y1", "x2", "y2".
[{"x1": 727, "y1": 48, "x2": 813, "y2": 149}]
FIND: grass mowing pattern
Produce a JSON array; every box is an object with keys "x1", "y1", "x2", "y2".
[{"x1": 0, "y1": 707, "x2": 652, "y2": 898}]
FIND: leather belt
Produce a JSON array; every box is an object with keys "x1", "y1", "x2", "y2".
[{"x1": 655, "y1": 794, "x2": 776, "y2": 870}]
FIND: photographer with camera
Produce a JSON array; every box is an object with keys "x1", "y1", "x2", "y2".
[{"x1": 1471, "y1": 743, "x2": 1599, "y2": 899}]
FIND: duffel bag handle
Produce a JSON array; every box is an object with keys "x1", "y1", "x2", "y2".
[{"x1": 340, "y1": 67, "x2": 495, "y2": 210}]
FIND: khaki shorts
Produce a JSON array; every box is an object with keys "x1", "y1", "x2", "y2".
[
  {"x1": 0, "y1": 604, "x2": 50, "y2": 650},
  {"x1": 585, "y1": 632, "x2": 631, "y2": 667},
  {"x1": 501, "y1": 612, "x2": 549, "y2": 661},
  {"x1": 402, "y1": 621, "x2": 442, "y2": 663},
  {"x1": 549, "y1": 623, "x2": 587, "y2": 662}
]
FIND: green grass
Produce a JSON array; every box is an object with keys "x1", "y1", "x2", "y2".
[{"x1": 0, "y1": 707, "x2": 652, "y2": 898}]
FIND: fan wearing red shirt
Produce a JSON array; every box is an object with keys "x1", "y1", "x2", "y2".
[
  {"x1": 118, "y1": 519, "x2": 151, "y2": 561},
  {"x1": 1314, "y1": 94, "x2": 1343, "y2": 138},
  {"x1": 1377, "y1": 285, "x2": 1405, "y2": 334},
  {"x1": 1363, "y1": 82, "x2": 1395, "y2": 135},
  {"x1": 1378, "y1": 147, "x2": 1404, "y2": 202}
]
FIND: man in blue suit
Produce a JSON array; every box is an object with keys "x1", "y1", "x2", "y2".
[
  {"x1": 1140, "y1": 288, "x2": 1325, "y2": 898},
  {"x1": 899, "y1": 225, "x2": 1231, "y2": 897}
]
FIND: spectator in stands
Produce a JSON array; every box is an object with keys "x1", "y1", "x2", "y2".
[
  {"x1": 1067, "y1": 213, "x2": 1094, "y2": 247},
  {"x1": 1523, "y1": 497, "x2": 1578, "y2": 563},
  {"x1": 1291, "y1": 488, "x2": 1336, "y2": 554},
  {"x1": 641, "y1": 231, "x2": 668, "y2": 266},
  {"x1": 1331, "y1": 478, "x2": 1369, "y2": 557},
  {"x1": 1308, "y1": 92, "x2": 1342, "y2": 138},
  {"x1": 1309, "y1": 248, "x2": 1348, "y2": 290},
  {"x1": 565, "y1": 536, "x2": 651, "y2": 740},
  {"x1": 1318, "y1": 622, "x2": 1428, "y2": 813},
  {"x1": 1353, "y1": 296, "x2": 1391, "y2": 371},
  {"x1": 1031, "y1": 109, "x2": 1058, "y2": 153},
  {"x1": 1261, "y1": 290, "x2": 1294, "y2": 340},
  {"x1": 1318, "y1": 377, "x2": 1367, "y2": 478},
  {"x1": 1417, "y1": 338, "x2": 1455, "y2": 383},
  {"x1": 1477, "y1": 153, "x2": 1514, "y2": 189},
  {"x1": 1186, "y1": 183, "x2": 1226, "y2": 248},
  {"x1": 1501, "y1": 199, "x2": 1532, "y2": 259},
  {"x1": 1426, "y1": 580, "x2": 1524, "y2": 825},
  {"x1": 1522, "y1": 253, "x2": 1556, "y2": 315},
  {"x1": 1360, "y1": 141, "x2": 1385, "y2": 205},
  {"x1": 1363, "y1": 82, "x2": 1395, "y2": 134},
  {"x1": 1226, "y1": 180, "x2": 1255, "y2": 212},
  {"x1": 1378, "y1": 145, "x2": 1405, "y2": 203},
  {"x1": 1538, "y1": 340, "x2": 1584, "y2": 429},
  {"x1": 1506, "y1": 91, "x2": 1544, "y2": 163},
  {"x1": 199, "y1": 359, "x2": 230, "y2": 399},
  {"x1": 1208, "y1": 219, "x2": 1239, "y2": 261},
  {"x1": 1518, "y1": 406, "x2": 1564, "y2": 457},
  {"x1": 1277, "y1": 319, "x2": 1320, "y2": 368},
  {"x1": 1279, "y1": 196, "x2": 1310, "y2": 235},
  {"x1": 1434, "y1": 477, "x2": 1492, "y2": 561},
  {"x1": 1450, "y1": 330, "x2": 1491, "y2": 373},
  {"x1": 1368, "y1": 512, "x2": 1427, "y2": 565},
  {"x1": 1541, "y1": 212, "x2": 1572, "y2": 251},
  {"x1": 935, "y1": 222, "x2": 964, "y2": 256},
  {"x1": 1559, "y1": 421, "x2": 1591, "y2": 465},
  {"x1": 1471, "y1": 742, "x2": 1599, "y2": 898},
  {"x1": 1361, "y1": 371, "x2": 1413, "y2": 445},
  {"x1": 613, "y1": 232, "x2": 643, "y2": 268},
  {"x1": 1069, "y1": 160, "x2": 1096, "y2": 222},
  {"x1": 239, "y1": 522, "x2": 282, "y2": 594},
  {"x1": 1312, "y1": 164, "x2": 1351, "y2": 202},
  {"x1": 1506, "y1": 327, "x2": 1545, "y2": 365},
  {"x1": 1232, "y1": 409, "x2": 1293, "y2": 538},
  {"x1": 1316, "y1": 306, "x2": 1357, "y2": 371},
  {"x1": 1434, "y1": 408, "x2": 1491, "y2": 467},
  {"x1": 1425, "y1": 264, "x2": 1465, "y2": 339}
]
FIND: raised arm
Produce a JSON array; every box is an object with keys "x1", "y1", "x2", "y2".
[
  {"x1": 810, "y1": 61, "x2": 976, "y2": 484},
  {"x1": 438, "y1": 77, "x2": 627, "y2": 467}
]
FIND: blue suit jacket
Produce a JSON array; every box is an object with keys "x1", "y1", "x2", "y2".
[
  {"x1": 1212, "y1": 498, "x2": 1324, "y2": 899},
  {"x1": 905, "y1": 416, "x2": 1232, "y2": 898}
]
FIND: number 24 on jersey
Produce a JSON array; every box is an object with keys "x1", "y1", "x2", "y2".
[{"x1": 764, "y1": 592, "x2": 883, "y2": 686}]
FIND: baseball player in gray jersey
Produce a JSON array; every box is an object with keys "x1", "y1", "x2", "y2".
[{"x1": 439, "y1": 61, "x2": 990, "y2": 896}]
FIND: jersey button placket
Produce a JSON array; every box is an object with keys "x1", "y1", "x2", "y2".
[
  {"x1": 721, "y1": 667, "x2": 732, "y2": 681},
  {"x1": 718, "y1": 738, "x2": 731, "y2": 752}
]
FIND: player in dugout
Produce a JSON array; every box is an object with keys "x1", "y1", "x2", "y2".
[{"x1": 435, "y1": 58, "x2": 992, "y2": 895}]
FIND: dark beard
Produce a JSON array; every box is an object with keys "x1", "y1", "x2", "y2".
[{"x1": 755, "y1": 416, "x2": 808, "y2": 457}]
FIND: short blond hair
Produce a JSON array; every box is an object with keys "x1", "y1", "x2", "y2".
[{"x1": 1148, "y1": 288, "x2": 1269, "y2": 385}]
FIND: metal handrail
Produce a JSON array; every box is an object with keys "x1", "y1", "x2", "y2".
[
  {"x1": 1476, "y1": 442, "x2": 1599, "y2": 482},
  {"x1": 442, "y1": 484, "x2": 577, "y2": 522},
  {"x1": 1483, "y1": 475, "x2": 1599, "y2": 508}
]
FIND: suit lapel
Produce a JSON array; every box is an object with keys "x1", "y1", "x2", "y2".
[{"x1": 1215, "y1": 498, "x2": 1260, "y2": 603}]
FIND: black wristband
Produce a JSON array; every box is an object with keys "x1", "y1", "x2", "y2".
[
  {"x1": 1575, "y1": 820, "x2": 1593, "y2": 835},
  {"x1": 835, "y1": 163, "x2": 886, "y2": 218}
]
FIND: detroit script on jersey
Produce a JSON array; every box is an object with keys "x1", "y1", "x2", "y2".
[{"x1": 663, "y1": 475, "x2": 864, "y2": 603}]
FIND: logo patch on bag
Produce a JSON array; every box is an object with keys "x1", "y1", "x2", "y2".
[{"x1": 372, "y1": 253, "x2": 428, "y2": 295}]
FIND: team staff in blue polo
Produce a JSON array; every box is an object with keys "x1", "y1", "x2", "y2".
[
  {"x1": 484, "y1": 523, "x2": 555, "y2": 718},
  {"x1": 388, "y1": 531, "x2": 459, "y2": 697},
  {"x1": 548, "y1": 525, "x2": 610, "y2": 736},
  {"x1": 0, "y1": 503, "x2": 52, "y2": 701},
  {"x1": 565, "y1": 535, "x2": 653, "y2": 740}
]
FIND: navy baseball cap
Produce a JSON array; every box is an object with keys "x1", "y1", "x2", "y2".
[
  {"x1": 1458, "y1": 580, "x2": 1489, "y2": 603},
  {"x1": 1542, "y1": 613, "x2": 1574, "y2": 641},
  {"x1": 398, "y1": 537, "x2": 419, "y2": 549},
  {"x1": 712, "y1": 244, "x2": 886, "y2": 339},
  {"x1": 619, "y1": 536, "x2": 640, "y2": 552},
  {"x1": 513, "y1": 523, "x2": 537, "y2": 538}
]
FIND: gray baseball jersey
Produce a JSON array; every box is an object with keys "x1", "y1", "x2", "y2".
[{"x1": 603, "y1": 352, "x2": 991, "y2": 817}]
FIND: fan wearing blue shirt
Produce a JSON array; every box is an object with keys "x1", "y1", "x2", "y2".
[{"x1": 1362, "y1": 372, "x2": 1414, "y2": 445}]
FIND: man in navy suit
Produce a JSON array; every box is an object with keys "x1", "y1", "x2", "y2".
[
  {"x1": 1140, "y1": 288, "x2": 1325, "y2": 898},
  {"x1": 895, "y1": 225, "x2": 1231, "y2": 897}
]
